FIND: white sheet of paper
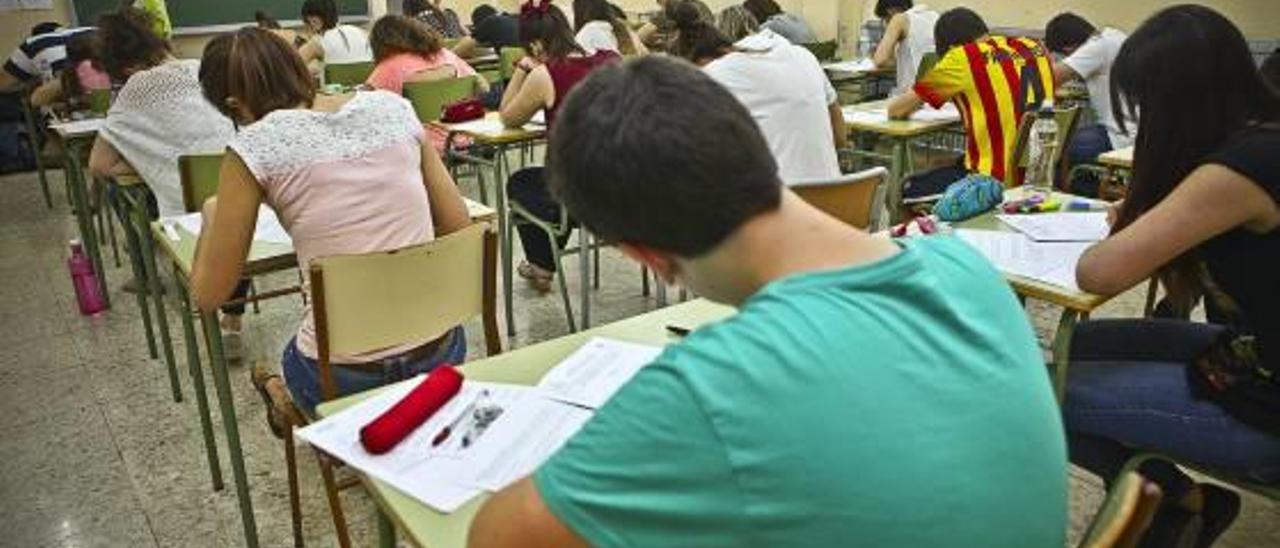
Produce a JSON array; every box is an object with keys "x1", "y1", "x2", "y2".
[
  {"x1": 997, "y1": 212, "x2": 1109, "y2": 242},
  {"x1": 459, "y1": 396, "x2": 592, "y2": 491},
  {"x1": 842, "y1": 103, "x2": 960, "y2": 124},
  {"x1": 50, "y1": 118, "x2": 105, "y2": 136},
  {"x1": 296, "y1": 380, "x2": 535, "y2": 513},
  {"x1": 530, "y1": 111, "x2": 546, "y2": 126},
  {"x1": 160, "y1": 206, "x2": 292, "y2": 245},
  {"x1": 955, "y1": 229, "x2": 1091, "y2": 291},
  {"x1": 536, "y1": 338, "x2": 662, "y2": 409},
  {"x1": 823, "y1": 58, "x2": 877, "y2": 73},
  {"x1": 448, "y1": 118, "x2": 539, "y2": 135}
]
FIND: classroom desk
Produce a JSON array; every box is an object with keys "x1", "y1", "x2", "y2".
[
  {"x1": 842, "y1": 99, "x2": 961, "y2": 226},
  {"x1": 1097, "y1": 146, "x2": 1134, "y2": 170},
  {"x1": 955, "y1": 187, "x2": 1112, "y2": 401},
  {"x1": 316, "y1": 298, "x2": 736, "y2": 548},
  {"x1": 435, "y1": 113, "x2": 548, "y2": 336},
  {"x1": 823, "y1": 61, "x2": 895, "y2": 102},
  {"x1": 147, "y1": 199, "x2": 497, "y2": 548},
  {"x1": 49, "y1": 118, "x2": 110, "y2": 309}
]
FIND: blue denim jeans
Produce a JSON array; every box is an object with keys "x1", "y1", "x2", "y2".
[
  {"x1": 1063, "y1": 320, "x2": 1280, "y2": 498},
  {"x1": 1065, "y1": 124, "x2": 1113, "y2": 196},
  {"x1": 281, "y1": 326, "x2": 467, "y2": 417}
]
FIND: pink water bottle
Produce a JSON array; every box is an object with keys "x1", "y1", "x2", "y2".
[{"x1": 68, "y1": 239, "x2": 106, "y2": 315}]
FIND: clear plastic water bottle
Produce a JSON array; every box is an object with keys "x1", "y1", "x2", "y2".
[
  {"x1": 68, "y1": 239, "x2": 106, "y2": 316},
  {"x1": 1025, "y1": 107, "x2": 1060, "y2": 195}
]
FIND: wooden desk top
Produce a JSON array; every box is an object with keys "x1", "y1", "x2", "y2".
[
  {"x1": 432, "y1": 112, "x2": 546, "y2": 146},
  {"x1": 1097, "y1": 146, "x2": 1133, "y2": 170},
  {"x1": 317, "y1": 299, "x2": 735, "y2": 548},
  {"x1": 842, "y1": 99, "x2": 961, "y2": 138}
]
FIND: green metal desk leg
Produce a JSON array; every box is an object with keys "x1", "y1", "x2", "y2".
[
  {"x1": 886, "y1": 137, "x2": 911, "y2": 226},
  {"x1": 376, "y1": 508, "x2": 396, "y2": 548},
  {"x1": 65, "y1": 138, "x2": 110, "y2": 308},
  {"x1": 1050, "y1": 309, "x2": 1080, "y2": 403},
  {"x1": 20, "y1": 96, "x2": 53, "y2": 209},
  {"x1": 498, "y1": 147, "x2": 515, "y2": 336},
  {"x1": 134, "y1": 195, "x2": 182, "y2": 403},
  {"x1": 201, "y1": 310, "x2": 260, "y2": 548},
  {"x1": 175, "y1": 276, "x2": 224, "y2": 491},
  {"x1": 114, "y1": 186, "x2": 159, "y2": 359}
]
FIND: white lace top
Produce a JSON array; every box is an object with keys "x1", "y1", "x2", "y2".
[
  {"x1": 230, "y1": 91, "x2": 435, "y2": 362},
  {"x1": 100, "y1": 59, "x2": 235, "y2": 217}
]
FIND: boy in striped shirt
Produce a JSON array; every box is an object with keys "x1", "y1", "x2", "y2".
[{"x1": 888, "y1": 8, "x2": 1055, "y2": 201}]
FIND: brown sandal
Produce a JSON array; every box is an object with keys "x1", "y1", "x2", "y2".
[{"x1": 250, "y1": 364, "x2": 289, "y2": 438}]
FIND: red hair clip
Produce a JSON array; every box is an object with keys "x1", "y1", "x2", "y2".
[{"x1": 520, "y1": 0, "x2": 552, "y2": 16}]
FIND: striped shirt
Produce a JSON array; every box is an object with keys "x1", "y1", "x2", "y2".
[
  {"x1": 914, "y1": 35, "x2": 1055, "y2": 181},
  {"x1": 4, "y1": 27, "x2": 95, "y2": 83}
]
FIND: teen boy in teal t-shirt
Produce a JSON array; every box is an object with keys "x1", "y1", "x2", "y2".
[{"x1": 469, "y1": 57, "x2": 1066, "y2": 547}]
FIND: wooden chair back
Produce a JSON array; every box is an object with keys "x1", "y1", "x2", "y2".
[
  {"x1": 403, "y1": 75, "x2": 478, "y2": 123},
  {"x1": 179, "y1": 153, "x2": 225, "y2": 213},
  {"x1": 1079, "y1": 472, "x2": 1163, "y2": 548},
  {"x1": 790, "y1": 167, "x2": 885, "y2": 230},
  {"x1": 499, "y1": 47, "x2": 526, "y2": 81},
  {"x1": 1008, "y1": 105, "x2": 1082, "y2": 187},
  {"x1": 309, "y1": 223, "x2": 500, "y2": 401},
  {"x1": 323, "y1": 61, "x2": 375, "y2": 86}
]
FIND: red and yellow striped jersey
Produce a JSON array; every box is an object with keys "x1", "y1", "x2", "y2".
[{"x1": 914, "y1": 35, "x2": 1056, "y2": 182}]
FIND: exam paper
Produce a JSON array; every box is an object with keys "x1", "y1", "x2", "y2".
[
  {"x1": 536, "y1": 338, "x2": 662, "y2": 409},
  {"x1": 996, "y1": 212, "x2": 1109, "y2": 242},
  {"x1": 459, "y1": 396, "x2": 592, "y2": 491},
  {"x1": 448, "y1": 118, "x2": 540, "y2": 135},
  {"x1": 823, "y1": 58, "x2": 877, "y2": 73},
  {"x1": 50, "y1": 118, "x2": 105, "y2": 136},
  {"x1": 956, "y1": 230, "x2": 1091, "y2": 291},
  {"x1": 295, "y1": 380, "x2": 534, "y2": 512},
  {"x1": 842, "y1": 103, "x2": 961, "y2": 124},
  {"x1": 161, "y1": 206, "x2": 293, "y2": 245}
]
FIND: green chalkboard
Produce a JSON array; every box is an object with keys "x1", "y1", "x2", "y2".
[{"x1": 72, "y1": 0, "x2": 369, "y2": 31}]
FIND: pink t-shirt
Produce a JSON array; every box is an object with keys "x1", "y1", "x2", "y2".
[
  {"x1": 366, "y1": 51, "x2": 478, "y2": 95},
  {"x1": 75, "y1": 60, "x2": 111, "y2": 91},
  {"x1": 230, "y1": 91, "x2": 435, "y2": 362}
]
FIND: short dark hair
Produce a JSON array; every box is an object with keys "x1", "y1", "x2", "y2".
[
  {"x1": 199, "y1": 28, "x2": 316, "y2": 124},
  {"x1": 255, "y1": 10, "x2": 282, "y2": 30},
  {"x1": 933, "y1": 7, "x2": 987, "y2": 55},
  {"x1": 471, "y1": 4, "x2": 498, "y2": 26},
  {"x1": 874, "y1": 0, "x2": 912, "y2": 20},
  {"x1": 742, "y1": 0, "x2": 781, "y2": 23},
  {"x1": 547, "y1": 57, "x2": 782, "y2": 256},
  {"x1": 302, "y1": 0, "x2": 339, "y2": 31},
  {"x1": 668, "y1": 0, "x2": 732, "y2": 62},
  {"x1": 371, "y1": 15, "x2": 444, "y2": 62},
  {"x1": 1044, "y1": 12, "x2": 1096, "y2": 54},
  {"x1": 403, "y1": 0, "x2": 430, "y2": 16},
  {"x1": 30, "y1": 22, "x2": 62, "y2": 37},
  {"x1": 97, "y1": 7, "x2": 170, "y2": 81},
  {"x1": 518, "y1": 3, "x2": 585, "y2": 59}
]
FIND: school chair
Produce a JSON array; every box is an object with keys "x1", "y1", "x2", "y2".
[
  {"x1": 1078, "y1": 471, "x2": 1162, "y2": 548},
  {"x1": 1007, "y1": 105, "x2": 1083, "y2": 188},
  {"x1": 88, "y1": 88, "x2": 111, "y2": 116},
  {"x1": 499, "y1": 46, "x2": 527, "y2": 82},
  {"x1": 403, "y1": 75, "x2": 479, "y2": 123},
  {"x1": 17, "y1": 90, "x2": 53, "y2": 208},
  {"x1": 323, "y1": 61, "x2": 375, "y2": 87},
  {"x1": 266, "y1": 222, "x2": 500, "y2": 547},
  {"x1": 800, "y1": 40, "x2": 839, "y2": 62},
  {"x1": 915, "y1": 52, "x2": 940, "y2": 81},
  {"x1": 1116, "y1": 452, "x2": 1280, "y2": 511},
  {"x1": 791, "y1": 167, "x2": 886, "y2": 230},
  {"x1": 508, "y1": 201, "x2": 598, "y2": 332}
]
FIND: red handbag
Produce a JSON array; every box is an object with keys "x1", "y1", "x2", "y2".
[{"x1": 441, "y1": 98, "x2": 485, "y2": 123}]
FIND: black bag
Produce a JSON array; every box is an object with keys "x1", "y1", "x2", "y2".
[
  {"x1": 1187, "y1": 263, "x2": 1280, "y2": 435},
  {"x1": 0, "y1": 121, "x2": 36, "y2": 174}
]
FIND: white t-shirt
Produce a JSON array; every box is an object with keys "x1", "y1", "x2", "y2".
[
  {"x1": 893, "y1": 5, "x2": 938, "y2": 95},
  {"x1": 1063, "y1": 27, "x2": 1135, "y2": 148},
  {"x1": 577, "y1": 20, "x2": 619, "y2": 53},
  {"x1": 319, "y1": 25, "x2": 373, "y2": 64},
  {"x1": 705, "y1": 30, "x2": 840, "y2": 184}
]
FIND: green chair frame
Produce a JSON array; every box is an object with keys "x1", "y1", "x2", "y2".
[
  {"x1": 1079, "y1": 471, "x2": 1162, "y2": 548},
  {"x1": 800, "y1": 40, "x2": 839, "y2": 62},
  {"x1": 323, "y1": 61, "x2": 375, "y2": 86},
  {"x1": 1007, "y1": 105, "x2": 1083, "y2": 188},
  {"x1": 499, "y1": 46, "x2": 527, "y2": 82},
  {"x1": 402, "y1": 75, "x2": 479, "y2": 123}
]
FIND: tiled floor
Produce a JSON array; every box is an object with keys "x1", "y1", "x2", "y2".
[{"x1": 1, "y1": 166, "x2": 1276, "y2": 547}]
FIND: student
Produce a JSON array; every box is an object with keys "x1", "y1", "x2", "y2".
[
  {"x1": 453, "y1": 5, "x2": 520, "y2": 59},
  {"x1": 366, "y1": 15, "x2": 487, "y2": 96},
  {"x1": 1044, "y1": 12, "x2": 1135, "y2": 195},
  {"x1": 299, "y1": 0, "x2": 373, "y2": 65},
  {"x1": 887, "y1": 8, "x2": 1054, "y2": 201},
  {"x1": 573, "y1": 0, "x2": 648, "y2": 56},
  {"x1": 404, "y1": 0, "x2": 468, "y2": 40},
  {"x1": 1065, "y1": 5, "x2": 1280, "y2": 546},
  {"x1": 193, "y1": 28, "x2": 472, "y2": 417},
  {"x1": 1262, "y1": 48, "x2": 1280, "y2": 96},
  {"x1": 637, "y1": 0, "x2": 712, "y2": 50},
  {"x1": 30, "y1": 31, "x2": 110, "y2": 109},
  {"x1": 469, "y1": 56, "x2": 1066, "y2": 547},
  {"x1": 0, "y1": 25, "x2": 95, "y2": 91},
  {"x1": 870, "y1": 0, "x2": 939, "y2": 95},
  {"x1": 255, "y1": 10, "x2": 308, "y2": 49},
  {"x1": 500, "y1": 0, "x2": 618, "y2": 292},
  {"x1": 85, "y1": 7, "x2": 246, "y2": 349},
  {"x1": 716, "y1": 5, "x2": 759, "y2": 42},
  {"x1": 743, "y1": 0, "x2": 816, "y2": 44},
  {"x1": 670, "y1": 2, "x2": 845, "y2": 184}
]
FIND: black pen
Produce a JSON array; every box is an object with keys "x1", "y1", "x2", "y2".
[{"x1": 666, "y1": 325, "x2": 691, "y2": 337}]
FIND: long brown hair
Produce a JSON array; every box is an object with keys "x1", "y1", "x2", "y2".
[
  {"x1": 370, "y1": 15, "x2": 445, "y2": 63},
  {"x1": 573, "y1": 0, "x2": 639, "y2": 55},
  {"x1": 1110, "y1": 5, "x2": 1280, "y2": 310},
  {"x1": 199, "y1": 28, "x2": 316, "y2": 124},
  {"x1": 518, "y1": 1, "x2": 586, "y2": 60},
  {"x1": 97, "y1": 7, "x2": 170, "y2": 81}
]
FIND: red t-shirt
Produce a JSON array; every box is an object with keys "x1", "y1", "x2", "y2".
[{"x1": 544, "y1": 50, "x2": 620, "y2": 129}]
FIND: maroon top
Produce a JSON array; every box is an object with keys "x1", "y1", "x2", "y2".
[{"x1": 544, "y1": 51, "x2": 620, "y2": 129}]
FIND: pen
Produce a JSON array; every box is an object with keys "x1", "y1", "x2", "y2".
[
  {"x1": 666, "y1": 325, "x2": 691, "y2": 337},
  {"x1": 430, "y1": 393, "x2": 482, "y2": 448}
]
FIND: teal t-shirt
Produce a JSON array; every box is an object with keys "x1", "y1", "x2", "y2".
[{"x1": 535, "y1": 236, "x2": 1066, "y2": 546}]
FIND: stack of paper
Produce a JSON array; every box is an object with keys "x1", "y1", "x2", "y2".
[
  {"x1": 160, "y1": 205, "x2": 292, "y2": 245},
  {"x1": 296, "y1": 338, "x2": 663, "y2": 512},
  {"x1": 956, "y1": 229, "x2": 1092, "y2": 291},
  {"x1": 50, "y1": 118, "x2": 105, "y2": 136},
  {"x1": 822, "y1": 58, "x2": 877, "y2": 73},
  {"x1": 997, "y1": 212, "x2": 1109, "y2": 242}
]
